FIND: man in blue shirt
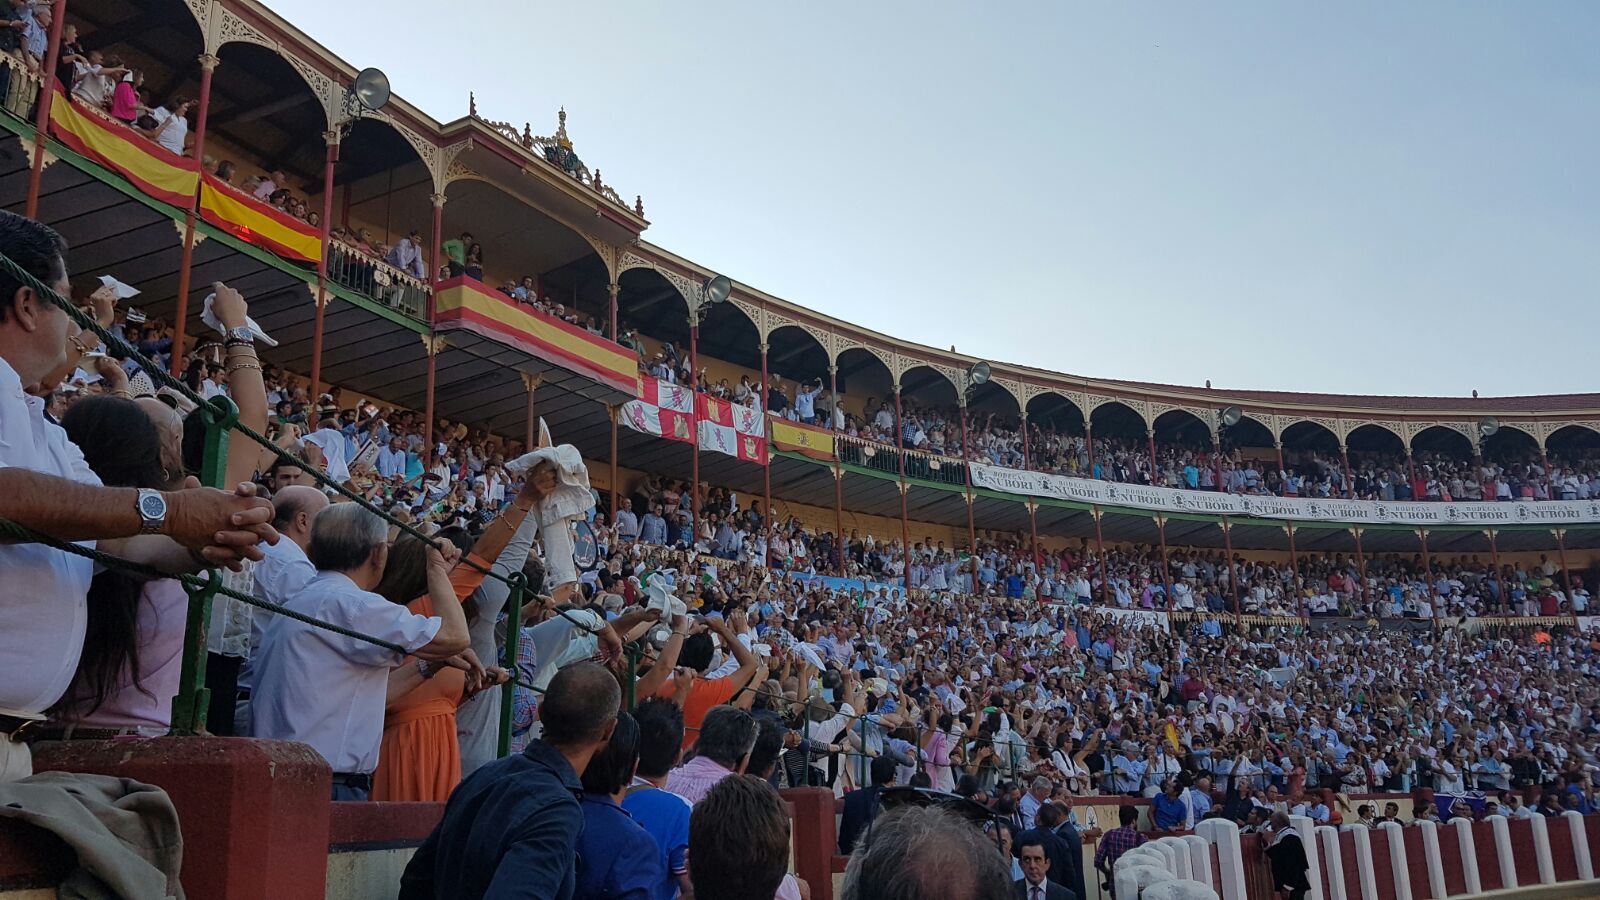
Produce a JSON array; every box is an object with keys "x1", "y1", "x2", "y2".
[
  {"x1": 1152, "y1": 779, "x2": 1187, "y2": 829},
  {"x1": 622, "y1": 699, "x2": 694, "y2": 900},
  {"x1": 576, "y1": 712, "x2": 665, "y2": 900},
  {"x1": 399, "y1": 662, "x2": 621, "y2": 900}
]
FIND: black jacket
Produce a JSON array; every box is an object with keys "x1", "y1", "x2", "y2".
[
  {"x1": 838, "y1": 784, "x2": 885, "y2": 854},
  {"x1": 1012, "y1": 878, "x2": 1076, "y2": 900},
  {"x1": 1265, "y1": 829, "x2": 1312, "y2": 892}
]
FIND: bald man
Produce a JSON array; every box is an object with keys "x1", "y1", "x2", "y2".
[
  {"x1": 235, "y1": 485, "x2": 329, "y2": 732},
  {"x1": 400, "y1": 662, "x2": 621, "y2": 900}
]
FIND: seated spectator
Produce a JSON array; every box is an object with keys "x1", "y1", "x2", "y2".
[
  {"x1": 249, "y1": 503, "x2": 472, "y2": 799},
  {"x1": 840, "y1": 754, "x2": 897, "y2": 853},
  {"x1": 573, "y1": 711, "x2": 665, "y2": 899},
  {"x1": 688, "y1": 774, "x2": 798, "y2": 900},
  {"x1": 666, "y1": 704, "x2": 757, "y2": 804},
  {"x1": 621, "y1": 698, "x2": 693, "y2": 900},
  {"x1": 399, "y1": 662, "x2": 621, "y2": 900},
  {"x1": 839, "y1": 805, "x2": 1012, "y2": 900}
]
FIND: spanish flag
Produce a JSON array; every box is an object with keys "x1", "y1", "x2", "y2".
[
  {"x1": 198, "y1": 173, "x2": 322, "y2": 264},
  {"x1": 47, "y1": 90, "x2": 199, "y2": 208},
  {"x1": 771, "y1": 417, "x2": 835, "y2": 460},
  {"x1": 433, "y1": 277, "x2": 638, "y2": 395}
]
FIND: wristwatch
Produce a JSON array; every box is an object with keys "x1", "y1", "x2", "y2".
[
  {"x1": 136, "y1": 488, "x2": 168, "y2": 534},
  {"x1": 223, "y1": 326, "x2": 254, "y2": 345}
]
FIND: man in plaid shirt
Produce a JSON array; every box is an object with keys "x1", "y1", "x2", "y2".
[{"x1": 1093, "y1": 806, "x2": 1148, "y2": 895}]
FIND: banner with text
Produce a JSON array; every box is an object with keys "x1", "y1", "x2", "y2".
[{"x1": 968, "y1": 463, "x2": 1600, "y2": 526}]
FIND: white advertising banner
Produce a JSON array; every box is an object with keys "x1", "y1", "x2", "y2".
[{"x1": 968, "y1": 463, "x2": 1600, "y2": 526}]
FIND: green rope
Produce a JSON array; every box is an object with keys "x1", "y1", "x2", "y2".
[{"x1": 0, "y1": 249, "x2": 603, "y2": 639}]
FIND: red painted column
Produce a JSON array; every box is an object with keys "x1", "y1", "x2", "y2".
[
  {"x1": 1341, "y1": 445, "x2": 1354, "y2": 499},
  {"x1": 961, "y1": 401, "x2": 976, "y2": 554},
  {"x1": 22, "y1": 0, "x2": 69, "y2": 219},
  {"x1": 1352, "y1": 527, "x2": 1368, "y2": 612},
  {"x1": 1085, "y1": 425, "x2": 1096, "y2": 479},
  {"x1": 1022, "y1": 412, "x2": 1039, "y2": 567},
  {"x1": 1488, "y1": 529, "x2": 1506, "y2": 614},
  {"x1": 421, "y1": 194, "x2": 445, "y2": 465},
  {"x1": 1554, "y1": 528, "x2": 1574, "y2": 616},
  {"x1": 308, "y1": 135, "x2": 337, "y2": 395},
  {"x1": 1286, "y1": 524, "x2": 1303, "y2": 616},
  {"x1": 1213, "y1": 435, "x2": 1224, "y2": 494},
  {"x1": 608, "y1": 279, "x2": 619, "y2": 342},
  {"x1": 522, "y1": 373, "x2": 539, "y2": 450},
  {"x1": 1092, "y1": 507, "x2": 1109, "y2": 604},
  {"x1": 35, "y1": 738, "x2": 332, "y2": 900},
  {"x1": 895, "y1": 385, "x2": 910, "y2": 577},
  {"x1": 833, "y1": 462, "x2": 845, "y2": 576},
  {"x1": 609, "y1": 404, "x2": 619, "y2": 523},
  {"x1": 1406, "y1": 451, "x2": 1419, "y2": 499},
  {"x1": 689, "y1": 321, "x2": 701, "y2": 531},
  {"x1": 1420, "y1": 522, "x2": 1433, "y2": 611},
  {"x1": 760, "y1": 339, "x2": 771, "y2": 531},
  {"x1": 168, "y1": 54, "x2": 217, "y2": 376},
  {"x1": 1222, "y1": 518, "x2": 1241, "y2": 618},
  {"x1": 1147, "y1": 428, "x2": 1159, "y2": 486},
  {"x1": 1156, "y1": 514, "x2": 1173, "y2": 604}
]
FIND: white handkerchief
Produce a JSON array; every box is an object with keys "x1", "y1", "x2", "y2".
[
  {"x1": 201, "y1": 292, "x2": 279, "y2": 347},
  {"x1": 98, "y1": 275, "x2": 140, "y2": 299}
]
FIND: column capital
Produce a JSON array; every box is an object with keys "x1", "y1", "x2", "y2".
[
  {"x1": 430, "y1": 192, "x2": 447, "y2": 208},
  {"x1": 758, "y1": 342, "x2": 769, "y2": 354},
  {"x1": 519, "y1": 371, "x2": 543, "y2": 392},
  {"x1": 1483, "y1": 528, "x2": 1498, "y2": 540},
  {"x1": 608, "y1": 281, "x2": 620, "y2": 296},
  {"x1": 198, "y1": 53, "x2": 220, "y2": 72},
  {"x1": 322, "y1": 130, "x2": 341, "y2": 147},
  {"x1": 892, "y1": 382, "x2": 902, "y2": 395},
  {"x1": 1018, "y1": 410, "x2": 1028, "y2": 422},
  {"x1": 1552, "y1": 527, "x2": 1567, "y2": 541},
  {"x1": 827, "y1": 364, "x2": 838, "y2": 376}
]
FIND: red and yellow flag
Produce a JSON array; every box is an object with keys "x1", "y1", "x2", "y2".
[
  {"x1": 198, "y1": 174, "x2": 322, "y2": 263},
  {"x1": 47, "y1": 91, "x2": 199, "y2": 207}
]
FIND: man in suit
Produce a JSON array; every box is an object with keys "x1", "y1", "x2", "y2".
[
  {"x1": 1013, "y1": 803, "x2": 1080, "y2": 898},
  {"x1": 1015, "y1": 836, "x2": 1076, "y2": 900},
  {"x1": 1049, "y1": 801, "x2": 1088, "y2": 900},
  {"x1": 839, "y1": 755, "x2": 896, "y2": 854}
]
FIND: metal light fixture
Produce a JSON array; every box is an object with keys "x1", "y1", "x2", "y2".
[
  {"x1": 1477, "y1": 417, "x2": 1500, "y2": 438},
  {"x1": 967, "y1": 361, "x2": 991, "y2": 387},
  {"x1": 702, "y1": 274, "x2": 732, "y2": 307},
  {"x1": 353, "y1": 68, "x2": 391, "y2": 112},
  {"x1": 1218, "y1": 406, "x2": 1242, "y2": 428}
]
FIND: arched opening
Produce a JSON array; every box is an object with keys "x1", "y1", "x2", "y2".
[
  {"x1": 1089, "y1": 400, "x2": 1150, "y2": 483},
  {"x1": 206, "y1": 42, "x2": 329, "y2": 202},
  {"x1": 898, "y1": 363, "x2": 959, "y2": 446},
  {"x1": 765, "y1": 324, "x2": 831, "y2": 400},
  {"x1": 1481, "y1": 426, "x2": 1540, "y2": 468},
  {"x1": 1279, "y1": 420, "x2": 1344, "y2": 497},
  {"x1": 1024, "y1": 392, "x2": 1087, "y2": 476},
  {"x1": 324, "y1": 117, "x2": 435, "y2": 318},
  {"x1": 1546, "y1": 425, "x2": 1600, "y2": 481},
  {"x1": 1150, "y1": 410, "x2": 1213, "y2": 490},
  {"x1": 834, "y1": 346, "x2": 893, "y2": 435},
  {"x1": 1219, "y1": 414, "x2": 1274, "y2": 456},
  {"x1": 1152, "y1": 409, "x2": 1211, "y2": 448},
  {"x1": 1411, "y1": 425, "x2": 1475, "y2": 465},
  {"x1": 1345, "y1": 424, "x2": 1408, "y2": 501}
]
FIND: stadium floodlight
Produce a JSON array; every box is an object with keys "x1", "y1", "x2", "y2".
[
  {"x1": 1219, "y1": 406, "x2": 1242, "y2": 428},
  {"x1": 353, "y1": 68, "x2": 391, "y2": 112},
  {"x1": 967, "y1": 361, "x2": 991, "y2": 388},
  {"x1": 1477, "y1": 417, "x2": 1500, "y2": 438}
]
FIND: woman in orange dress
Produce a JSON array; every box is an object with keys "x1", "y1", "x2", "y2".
[{"x1": 370, "y1": 462, "x2": 557, "y2": 801}]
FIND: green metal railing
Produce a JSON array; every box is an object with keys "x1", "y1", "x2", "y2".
[{"x1": 0, "y1": 248, "x2": 614, "y2": 754}]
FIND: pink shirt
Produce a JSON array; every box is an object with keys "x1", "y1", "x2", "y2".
[
  {"x1": 664, "y1": 755, "x2": 734, "y2": 806},
  {"x1": 78, "y1": 580, "x2": 187, "y2": 733}
]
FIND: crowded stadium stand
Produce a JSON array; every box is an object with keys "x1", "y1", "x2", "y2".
[{"x1": 0, "y1": 1, "x2": 1597, "y2": 898}]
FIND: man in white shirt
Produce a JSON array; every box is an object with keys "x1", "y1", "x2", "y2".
[
  {"x1": 234, "y1": 486, "x2": 327, "y2": 728},
  {"x1": 251, "y1": 503, "x2": 472, "y2": 799},
  {"x1": 0, "y1": 212, "x2": 275, "y2": 780},
  {"x1": 301, "y1": 417, "x2": 351, "y2": 484}
]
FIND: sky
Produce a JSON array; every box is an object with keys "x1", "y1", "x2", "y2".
[{"x1": 273, "y1": 1, "x2": 1600, "y2": 398}]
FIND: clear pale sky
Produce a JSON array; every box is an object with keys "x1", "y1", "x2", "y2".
[{"x1": 276, "y1": 1, "x2": 1599, "y2": 397}]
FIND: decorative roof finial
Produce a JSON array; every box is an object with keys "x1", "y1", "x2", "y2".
[
  {"x1": 555, "y1": 106, "x2": 572, "y2": 149},
  {"x1": 635, "y1": 195, "x2": 644, "y2": 217},
  {"x1": 469, "y1": 91, "x2": 477, "y2": 117}
]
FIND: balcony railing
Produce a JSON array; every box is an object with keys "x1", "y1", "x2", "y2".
[
  {"x1": 836, "y1": 434, "x2": 969, "y2": 488},
  {"x1": 1, "y1": 51, "x2": 42, "y2": 120},
  {"x1": 328, "y1": 238, "x2": 430, "y2": 320}
]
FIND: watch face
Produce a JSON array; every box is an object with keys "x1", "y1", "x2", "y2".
[{"x1": 139, "y1": 492, "x2": 167, "y2": 520}]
